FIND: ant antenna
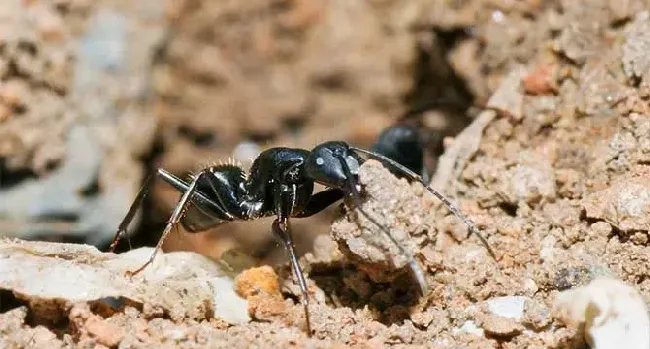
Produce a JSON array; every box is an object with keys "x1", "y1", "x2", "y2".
[
  {"x1": 351, "y1": 147, "x2": 496, "y2": 260},
  {"x1": 337, "y1": 155, "x2": 429, "y2": 295}
]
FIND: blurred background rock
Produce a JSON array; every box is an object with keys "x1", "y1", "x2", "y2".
[{"x1": 0, "y1": 0, "x2": 540, "y2": 265}]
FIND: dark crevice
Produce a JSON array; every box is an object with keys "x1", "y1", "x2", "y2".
[
  {"x1": 309, "y1": 262, "x2": 421, "y2": 326},
  {"x1": 0, "y1": 290, "x2": 26, "y2": 313},
  {"x1": 498, "y1": 202, "x2": 518, "y2": 217},
  {"x1": 401, "y1": 28, "x2": 478, "y2": 176},
  {"x1": 403, "y1": 28, "x2": 475, "y2": 122},
  {"x1": 0, "y1": 159, "x2": 39, "y2": 189},
  {"x1": 0, "y1": 293, "x2": 72, "y2": 338}
]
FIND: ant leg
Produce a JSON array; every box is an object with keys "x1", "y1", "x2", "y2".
[
  {"x1": 125, "y1": 169, "x2": 209, "y2": 277},
  {"x1": 109, "y1": 168, "x2": 230, "y2": 252},
  {"x1": 274, "y1": 183, "x2": 313, "y2": 335},
  {"x1": 272, "y1": 218, "x2": 312, "y2": 336},
  {"x1": 351, "y1": 146, "x2": 496, "y2": 259},
  {"x1": 294, "y1": 189, "x2": 344, "y2": 218},
  {"x1": 109, "y1": 171, "x2": 159, "y2": 252}
]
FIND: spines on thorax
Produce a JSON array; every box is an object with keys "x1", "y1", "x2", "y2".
[{"x1": 188, "y1": 157, "x2": 247, "y2": 182}]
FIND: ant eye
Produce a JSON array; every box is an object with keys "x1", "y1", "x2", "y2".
[{"x1": 316, "y1": 157, "x2": 325, "y2": 166}]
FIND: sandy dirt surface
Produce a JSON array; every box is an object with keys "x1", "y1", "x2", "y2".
[
  {"x1": 1, "y1": 156, "x2": 649, "y2": 348},
  {"x1": 3, "y1": 0, "x2": 650, "y2": 348}
]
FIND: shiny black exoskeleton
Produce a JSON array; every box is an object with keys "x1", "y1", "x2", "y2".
[
  {"x1": 109, "y1": 124, "x2": 493, "y2": 336},
  {"x1": 371, "y1": 125, "x2": 427, "y2": 182}
]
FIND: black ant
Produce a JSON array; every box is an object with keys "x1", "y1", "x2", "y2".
[{"x1": 108, "y1": 124, "x2": 494, "y2": 336}]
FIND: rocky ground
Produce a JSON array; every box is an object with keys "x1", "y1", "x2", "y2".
[{"x1": 2, "y1": 0, "x2": 650, "y2": 348}]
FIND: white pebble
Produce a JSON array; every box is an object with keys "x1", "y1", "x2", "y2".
[{"x1": 487, "y1": 296, "x2": 529, "y2": 320}]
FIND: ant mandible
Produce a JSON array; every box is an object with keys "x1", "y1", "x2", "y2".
[{"x1": 108, "y1": 124, "x2": 494, "y2": 336}]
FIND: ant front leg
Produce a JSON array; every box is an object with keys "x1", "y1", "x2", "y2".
[
  {"x1": 272, "y1": 218, "x2": 312, "y2": 336},
  {"x1": 124, "y1": 169, "x2": 212, "y2": 277},
  {"x1": 294, "y1": 189, "x2": 344, "y2": 218},
  {"x1": 273, "y1": 186, "x2": 313, "y2": 336}
]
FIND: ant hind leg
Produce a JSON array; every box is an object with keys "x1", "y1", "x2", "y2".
[
  {"x1": 125, "y1": 169, "x2": 209, "y2": 277},
  {"x1": 109, "y1": 168, "x2": 195, "y2": 253},
  {"x1": 109, "y1": 173, "x2": 157, "y2": 253}
]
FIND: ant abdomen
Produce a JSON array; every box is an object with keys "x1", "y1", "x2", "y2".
[
  {"x1": 181, "y1": 164, "x2": 264, "y2": 232},
  {"x1": 371, "y1": 124, "x2": 426, "y2": 180}
]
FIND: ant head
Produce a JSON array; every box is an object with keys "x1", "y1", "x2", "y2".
[{"x1": 306, "y1": 141, "x2": 362, "y2": 191}]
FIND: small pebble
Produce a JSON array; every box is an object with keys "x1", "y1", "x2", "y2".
[
  {"x1": 523, "y1": 299, "x2": 552, "y2": 330},
  {"x1": 235, "y1": 266, "x2": 282, "y2": 298},
  {"x1": 454, "y1": 320, "x2": 485, "y2": 337},
  {"x1": 523, "y1": 65, "x2": 556, "y2": 95},
  {"x1": 487, "y1": 296, "x2": 529, "y2": 320}
]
